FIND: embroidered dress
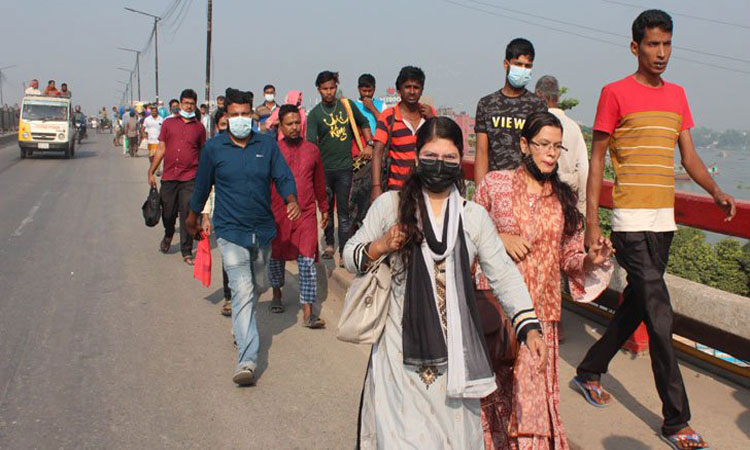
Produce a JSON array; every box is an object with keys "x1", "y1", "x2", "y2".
[
  {"x1": 344, "y1": 192, "x2": 540, "y2": 449},
  {"x1": 474, "y1": 168, "x2": 612, "y2": 450}
]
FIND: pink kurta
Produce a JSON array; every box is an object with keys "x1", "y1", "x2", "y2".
[
  {"x1": 474, "y1": 168, "x2": 611, "y2": 450},
  {"x1": 271, "y1": 140, "x2": 328, "y2": 261}
]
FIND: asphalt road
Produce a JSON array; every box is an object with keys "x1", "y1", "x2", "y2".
[{"x1": 0, "y1": 133, "x2": 368, "y2": 448}]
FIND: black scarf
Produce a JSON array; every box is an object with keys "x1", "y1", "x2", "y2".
[{"x1": 402, "y1": 199, "x2": 490, "y2": 370}]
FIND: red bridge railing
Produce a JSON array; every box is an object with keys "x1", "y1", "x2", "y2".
[
  {"x1": 462, "y1": 159, "x2": 750, "y2": 375},
  {"x1": 462, "y1": 160, "x2": 750, "y2": 239}
]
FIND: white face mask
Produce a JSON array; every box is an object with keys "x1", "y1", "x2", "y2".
[{"x1": 264, "y1": 94, "x2": 275, "y2": 103}]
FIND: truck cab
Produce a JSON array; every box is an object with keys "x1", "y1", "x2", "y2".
[{"x1": 18, "y1": 95, "x2": 76, "y2": 159}]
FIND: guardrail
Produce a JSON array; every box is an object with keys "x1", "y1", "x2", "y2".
[
  {"x1": 462, "y1": 160, "x2": 750, "y2": 381},
  {"x1": 0, "y1": 105, "x2": 20, "y2": 134}
]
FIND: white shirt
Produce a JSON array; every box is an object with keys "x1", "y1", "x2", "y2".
[
  {"x1": 143, "y1": 115, "x2": 164, "y2": 144},
  {"x1": 24, "y1": 87, "x2": 41, "y2": 95},
  {"x1": 548, "y1": 107, "x2": 589, "y2": 215}
]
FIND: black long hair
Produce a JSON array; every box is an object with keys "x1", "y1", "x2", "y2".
[
  {"x1": 521, "y1": 111, "x2": 583, "y2": 236},
  {"x1": 398, "y1": 117, "x2": 466, "y2": 268}
]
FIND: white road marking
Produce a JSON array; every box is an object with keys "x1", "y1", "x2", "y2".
[{"x1": 12, "y1": 191, "x2": 49, "y2": 237}]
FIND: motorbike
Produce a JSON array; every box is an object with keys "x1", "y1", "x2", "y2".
[{"x1": 75, "y1": 120, "x2": 87, "y2": 144}]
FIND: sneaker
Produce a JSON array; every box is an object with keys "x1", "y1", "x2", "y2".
[{"x1": 232, "y1": 366, "x2": 255, "y2": 386}]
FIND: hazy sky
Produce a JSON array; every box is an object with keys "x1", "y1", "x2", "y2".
[{"x1": 2, "y1": 0, "x2": 748, "y2": 130}]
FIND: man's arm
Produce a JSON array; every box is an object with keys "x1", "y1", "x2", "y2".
[
  {"x1": 679, "y1": 130, "x2": 736, "y2": 220},
  {"x1": 305, "y1": 110, "x2": 318, "y2": 144},
  {"x1": 585, "y1": 131, "x2": 610, "y2": 247},
  {"x1": 147, "y1": 142, "x2": 166, "y2": 187},
  {"x1": 371, "y1": 141, "x2": 386, "y2": 200},
  {"x1": 575, "y1": 126, "x2": 590, "y2": 214},
  {"x1": 474, "y1": 132, "x2": 489, "y2": 183},
  {"x1": 186, "y1": 148, "x2": 215, "y2": 236}
]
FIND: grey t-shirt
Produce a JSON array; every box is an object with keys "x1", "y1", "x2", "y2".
[{"x1": 474, "y1": 89, "x2": 547, "y2": 171}]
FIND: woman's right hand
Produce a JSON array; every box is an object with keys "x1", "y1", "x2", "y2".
[
  {"x1": 500, "y1": 233, "x2": 531, "y2": 262},
  {"x1": 372, "y1": 224, "x2": 406, "y2": 256}
]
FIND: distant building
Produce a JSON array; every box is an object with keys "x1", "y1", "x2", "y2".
[{"x1": 439, "y1": 107, "x2": 476, "y2": 158}]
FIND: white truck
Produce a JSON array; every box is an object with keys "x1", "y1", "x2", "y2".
[{"x1": 18, "y1": 95, "x2": 76, "y2": 159}]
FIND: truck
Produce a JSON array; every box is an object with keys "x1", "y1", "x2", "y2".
[{"x1": 17, "y1": 95, "x2": 76, "y2": 159}]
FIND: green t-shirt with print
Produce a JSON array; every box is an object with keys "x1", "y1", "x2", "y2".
[{"x1": 306, "y1": 98, "x2": 369, "y2": 171}]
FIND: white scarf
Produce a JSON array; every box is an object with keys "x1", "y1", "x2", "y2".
[{"x1": 420, "y1": 187, "x2": 497, "y2": 398}]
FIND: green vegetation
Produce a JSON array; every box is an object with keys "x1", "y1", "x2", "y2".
[
  {"x1": 558, "y1": 87, "x2": 580, "y2": 111},
  {"x1": 668, "y1": 228, "x2": 750, "y2": 297},
  {"x1": 692, "y1": 127, "x2": 749, "y2": 149}
]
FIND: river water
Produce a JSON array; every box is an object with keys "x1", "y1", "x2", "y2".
[{"x1": 675, "y1": 146, "x2": 749, "y2": 242}]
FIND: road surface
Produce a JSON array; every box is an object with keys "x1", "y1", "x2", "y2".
[{"x1": 0, "y1": 133, "x2": 368, "y2": 448}]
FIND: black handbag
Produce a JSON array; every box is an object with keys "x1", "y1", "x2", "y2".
[{"x1": 142, "y1": 186, "x2": 162, "y2": 227}]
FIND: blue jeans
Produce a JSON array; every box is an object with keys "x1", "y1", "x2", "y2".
[{"x1": 217, "y1": 237, "x2": 270, "y2": 372}]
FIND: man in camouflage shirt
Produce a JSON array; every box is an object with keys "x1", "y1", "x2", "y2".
[{"x1": 474, "y1": 38, "x2": 547, "y2": 182}]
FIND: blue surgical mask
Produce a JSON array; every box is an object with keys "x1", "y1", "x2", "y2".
[
  {"x1": 179, "y1": 108, "x2": 196, "y2": 119},
  {"x1": 507, "y1": 65, "x2": 532, "y2": 88},
  {"x1": 228, "y1": 116, "x2": 253, "y2": 139}
]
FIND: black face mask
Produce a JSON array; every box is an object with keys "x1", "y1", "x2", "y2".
[
  {"x1": 522, "y1": 153, "x2": 557, "y2": 182},
  {"x1": 416, "y1": 159, "x2": 461, "y2": 193}
]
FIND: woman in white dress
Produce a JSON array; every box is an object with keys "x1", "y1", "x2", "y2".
[{"x1": 343, "y1": 117, "x2": 547, "y2": 449}]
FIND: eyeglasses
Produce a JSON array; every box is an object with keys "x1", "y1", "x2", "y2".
[
  {"x1": 419, "y1": 155, "x2": 461, "y2": 168},
  {"x1": 529, "y1": 141, "x2": 567, "y2": 152}
]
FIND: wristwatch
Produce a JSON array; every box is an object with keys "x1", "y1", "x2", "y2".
[{"x1": 366, "y1": 140, "x2": 374, "y2": 146}]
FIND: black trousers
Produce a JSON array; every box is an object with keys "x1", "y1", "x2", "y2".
[
  {"x1": 577, "y1": 231, "x2": 690, "y2": 435},
  {"x1": 160, "y1": 179, "x2": 195, "y2": 257},
  {"x1": 324, "y1": 169, "x2": 353, "y2": 255}
]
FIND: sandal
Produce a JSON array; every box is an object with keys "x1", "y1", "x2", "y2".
[
  {"x1": 221, "y1": 299, "x2": 232, "y2": 317},
  {"x1": 159, "y1": 237, "x2": 172, "y2": 254},
  {"x1": 571, "y1": 376, "x2": 611, "y2": 408},
  {"x1": 660, "y1": 427, "x2": 710, "y2": 449},
  {"x1": 303, "y1": 315, "x2": 326, "y2": 329},
  {"x1": 321, "y1": 247, "x2": 334, "y2": 260},
  {"x1": 183, "y1": 255, "x2": 194, "y2": 266},
  {"x1": 270, "y1": 297, "x2": 285, "y2": 313}
]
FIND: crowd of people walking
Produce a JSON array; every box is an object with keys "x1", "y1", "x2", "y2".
[{"x1": 133, "y1": 9, "x2": 736, "y2": 450}]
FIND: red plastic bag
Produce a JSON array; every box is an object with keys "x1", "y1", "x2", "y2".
[{"x1": 193, "y1": 232, "x2": 212, "y2": 288}]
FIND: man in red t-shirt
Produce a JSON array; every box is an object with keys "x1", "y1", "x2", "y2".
[
  {"x1": 147, "y1": 89, "x2": 207, "y2": 264},
  {"x1": 572, "y1": 10, "x2": 735, "y2": 448}
]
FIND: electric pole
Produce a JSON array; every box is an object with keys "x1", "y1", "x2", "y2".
[
  {"x1": 124, "y1": 7, "x2": 161, "y2": 102},
  {"x1": 205, "y1": 0, "x2": 213, "y2": 109},
  {"x1": 0, "y1": 65, "x2": 17, "y2": 106},
  {"x1": 118, "y1": 48, "x2": 141, "y2": 101}
]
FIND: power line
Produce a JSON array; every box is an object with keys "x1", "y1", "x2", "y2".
[
  {"x1": 441, "y1": 0, "x2": 750, "y2": 75},
  {"x1": 602, "y1": 0, "x2": 750, "y2": 30},
  {"x1": 466, "y1": 0, "x2": 750, "y2": 64}
]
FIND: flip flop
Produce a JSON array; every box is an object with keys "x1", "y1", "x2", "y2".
[
  {"x1": 183, "y1": 255, "x2": 194, "y2": 266},
  {"x1": 221, "y1": 300, "x2": 232, "y2": 317},
  {"x1": 571, "y1": 376, "x2": 610, "y2": 408},
  {"x1": 303, "y1": 315, "x2": 326, "y2": 329},
  {"x1": 270, "y1": 298, "x2": 285, "y2": 313},
  {"x1": 321, "y1": 247, "x2": 334, "y2": 260},
  {"x1": 159, "y1": 237, "x2": 172, "y2": 254},
  {"x1": 660, "y1": 429, "x2": 710, "y2": 450}
]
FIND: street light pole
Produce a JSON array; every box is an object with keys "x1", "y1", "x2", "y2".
[
  {"x1": 205, "y1": 0, "x2": 213, "y2": 109},
  {"x1": 0, "y1": 65, "x2": 17, "y2": 106},
  {"x1": 117, "y1": 68, "x2": 134, "y2": 104},
  {"x1": 117, "y1": 48, "x2": 141, "y2": 101},
  {"x1": 117, "y1": 80, "x2": 131, "y2": 105},
  {"x1": 124, "y1": 7, "x2": 161, "y2": 102}
]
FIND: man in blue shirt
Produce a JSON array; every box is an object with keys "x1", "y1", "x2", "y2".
[
  {"x1": 353, "y1": 73, "x2": 385, "y2": 135},
  {"x1": 187, "y1": 88, "x2": 300, "y2": 386}
]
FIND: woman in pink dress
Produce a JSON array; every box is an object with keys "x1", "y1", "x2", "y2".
[{"x1": 475, "y1": 111, "x2": 613, "y2": 450}]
